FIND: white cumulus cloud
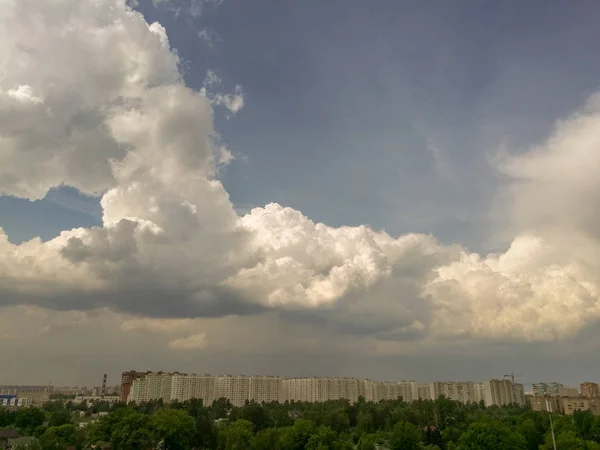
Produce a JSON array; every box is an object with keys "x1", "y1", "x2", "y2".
[{"x1": 1, "y1": 0, "x2": 600, "y2": 350}]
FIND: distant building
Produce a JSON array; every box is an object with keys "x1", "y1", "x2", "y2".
[
  {"x1": 429, "y1": 382, "x2": 478, "y2": 404},
  {"x1": 581, "y1": 382, "x2": 600, "y2": 398},
  {"x1": 363, "y1": 380, "x2": 411, "y2": 402},
  {"x1": 0, "y1": 395, "x2": 30, "y2": 407},
  {"x1": 120, "y1": 371, "x2": 146, "y2": 403},
  {"x1": 561, "y1": 397, "x2": 593, "y2": 415},
  {"x1": 529, "y1": 396, "x2": 561, "y2": 413},
  {"x1": 474, "y1": 383, "x2": 485, "y2": 403},
  {"x1": 532, "y1": 382, "x2": 564, "y2": 397},
  {"x1": 483, "y1": 379, "x2": 525, "y2": 406},
  {"x1": 562, "y1": 386, "x2": 580, "y2": 397},
  {"x1": 71, "y1": 396, "x2": 120, "y2": 405},
  {"x1": 529, "y1": 396, "x2": 600, "y2": 416}
]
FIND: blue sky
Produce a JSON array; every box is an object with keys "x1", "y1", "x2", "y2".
[{"x1": 3, "y1": 0, "x2": 599, "y2": 249}]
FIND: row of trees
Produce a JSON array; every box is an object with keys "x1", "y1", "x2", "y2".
[{"x1": 3, "y1": 396, "x2": 600, "y2": 449}]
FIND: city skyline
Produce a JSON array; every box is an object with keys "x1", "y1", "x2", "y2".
[{"x1": 3, "y1": 0, "x2": 600, "y2": 385}]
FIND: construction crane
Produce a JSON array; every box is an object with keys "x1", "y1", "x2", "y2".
[
  {"x1": 503, "y1": 373, "x2": 524, "y2": 384},
  {"x1": 502, "y1": 373, "x2": 524, "y2": 405}
]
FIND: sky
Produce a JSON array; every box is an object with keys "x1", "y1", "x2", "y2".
[{"x1": 1, "y1": 0, "x2": 600, "y2": 387}]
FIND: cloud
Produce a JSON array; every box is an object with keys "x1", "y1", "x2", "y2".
[
  {"x1": 152, "y1": 0, "x2": 222, "y2": 18},
  {"x1": 168, "y1": 332, "x2": 207, "y2": 350},
  {"x1": 197, "y1": 28, "x2": 221, "y2": 47},
  {"x1": 1, "y1": 0, "x2": 600, "y2": 354}
]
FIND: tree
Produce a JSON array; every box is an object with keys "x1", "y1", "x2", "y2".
[
  {"x1": 39, "y1": 424, "x2": 79, "y2": 450},
  {"x1": 356, "y1": 411, "x2": 374, "y2": 435},
  {"x1": 212, "y1": 398, "x2": 233, "y2": 420},
  {"x1": 48, "y1": 409, "x2": 72, "y2": 428},
  {"x1": 192, "y1": 409, "x2": 218, "y2": 449},
  {"x1": 0, "y1": 407, "x2": 16, "y2": 428},
  {"x1": 110, "y1": 410, "x2": 153, "y2": 449},
  {"x1": 458, "y1": 421, "x2": 527, "y2": 450},
  {"x1": 15, "y1": 407, "x2": 46, "y2": 434},
  {"x1": 279, "y1": 419, "x2": 318, "y2": 450},
  {"x1": 221, "y1": 419, "x2": 254, "y2": 450},
  {"x1": 240, "y1": 402, "x2": 267, "y2": 433},
  {"x1": 322, "y1": 409, "x2": 350, "y2": 434},
  {"x1": 540, "y1": 430, "x2": 600, "y2": 450},
  {"x1": 305, "y1": 426, "x2": 339, "y2": 450},
  {"x1": 517, "y1": 417, "x2": 542, "y2": 450},
  {"x1": 358, "y1": 433, "x2": 378, "y2": 450},
  {"x1": 253, "y1": 428, "x2": 282, "y2": 450},
  {"x1": 151, "y1": 409, "x2": 195, "y2": 450},
  {"x1": 390, "y1": 421, "x2": 422, "y2": 450}
]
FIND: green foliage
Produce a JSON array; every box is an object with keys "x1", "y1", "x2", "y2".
[
  {"x1": 220, "y1": 419, "x2": 254, "y2": 450},
  {"x1": 389, "y1": 420, "x2": 422, "y2": 450},
  {"x1": 458, "y1": 421, "x2": 527, "y2": 450},
  {"x1": 253, "y1": 427, "x2": 282, "y2": 450},
  {"x1": 39, "y1": 424, "x2": 79, "y2": 450},
  {"x1": 48, "y1": 409, "x2": 72, "y2": 428},
  {"x1": 358, "y1": 433, "x2": 378, "y2": 450},
  {"x1": 151, "y1": 409, "x2": 195, "y2": 450},
  {"x1": 109, "y1": 410, "x2": 153, "y2": 449},
  {"x1": 5, "y1": 393, "x2": 600, "y2": 450},
  {"x1": 14, "y1": 407, "x2": 46, "y2": 434}
]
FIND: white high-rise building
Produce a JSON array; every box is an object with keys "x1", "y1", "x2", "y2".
[
  {"x1": 484, "y1": 379, "x2": 525, "y2": 406},
  {"x1": 170, "y1": 374, "x2": 216, "y2": 404},
  {"x1": 128, "y1": 372, "x2": 174, "y2": 403},
  {"x1": 429, "y1": 382, "x2": 477, "y2": 404},
  {"x1": 248, "y1": 376, "x2": 283, "y2": 404},
  {"x1": 474, "y1": 383, "x2": 485, "y2": 403},
  {"x1": 215, "y1": 375, "x2": 251, "y2": 407},
  {"x1": 283, "y1": 377, "x2": 364, "y2": 403}
]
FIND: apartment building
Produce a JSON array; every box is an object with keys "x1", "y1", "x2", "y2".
[
  {"x1": 483, "y1": 379, "x2": 525, "y2": 406},
  {"x1": 170, "y1": 374, "x2": 216, "y2": 404},
  {"x1": 581, "y1": 382, "x2": 600, "y2": 398},
  {"x1": 529, "y1": 396, "x2": 600, "y2": 415},
  {"x1": 248, "y1": 376, "x2": 283, "y2": 404},
  {"x1": 529, "y1": 396, "x2": 561, "y2": 413},
  {"x1": 128, "y1": 372, "x2": 175, "y2": 403},
  {"x1": 120, "y1": 371, "x2": 148, "y2": 403},
  {"x1": 429, "y1": 382, "x2": 478, "y2": 404},
  {"x1": 562, "y1": 386, "x2": 580, "y2": 397},
  {"x1": 532, "y1": 382, "x2": 564, "y2": 397},
  {"x1": 363, "y1": 380, "x2": 410, "y2": 402},
  {"x1": 410, "y1": 382, "x2": 430, "y2": 401},
  {"x1": 474, "y1": 383, "x2": 485, "y2": 403}
]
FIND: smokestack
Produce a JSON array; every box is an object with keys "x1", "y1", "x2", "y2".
[{"x1": 101, "y1": 374, "x2": 107, "y2": 398}]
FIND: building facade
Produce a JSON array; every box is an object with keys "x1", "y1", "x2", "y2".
[
  {"x1": 581, "y1": 382, "x2": 599, "y2": 398},
  {"x1": 532, "y1": 382, "x2": 564, "y2": 397},
  {"x1": 429, "y1": 382, "x2": 478, "y2": 404},
  {"x1": 483, "y1": 379, "x2": 525, "y2": 406}
]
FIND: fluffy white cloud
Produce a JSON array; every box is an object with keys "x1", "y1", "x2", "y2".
[{"x1": 1, "y1": 0, "x2": 600, "y2": 351}]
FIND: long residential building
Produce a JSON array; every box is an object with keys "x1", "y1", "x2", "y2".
[
  {"x1": 123, "y1": 372, "x2": 433, "y2": 406},
  {"x1": 122, "y1": 372, "x2": 527, "y2": 407}
]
